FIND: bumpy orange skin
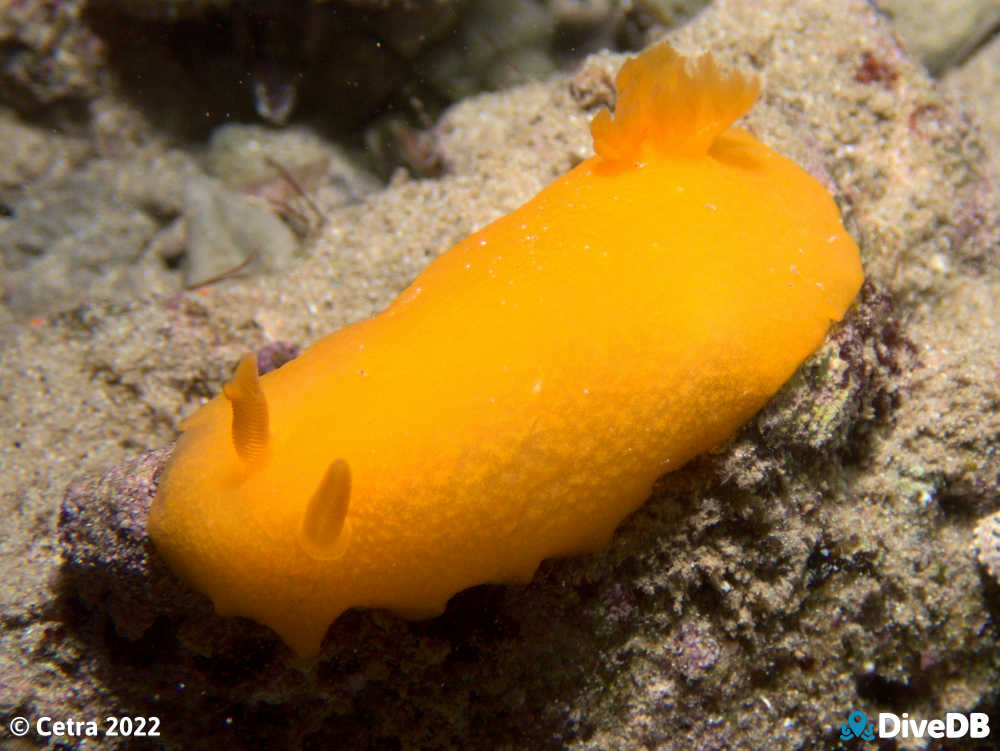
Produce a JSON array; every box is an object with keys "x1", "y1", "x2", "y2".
[{"x1": 149, "y1": 44, "x2": 863, "y2": 658}]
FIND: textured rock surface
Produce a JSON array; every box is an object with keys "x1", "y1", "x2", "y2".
[
  {"x1": 3, "y1": 0, "x2": 1000, "y2": 749},
  {"x1": 181, "y1": 174, "x2": 298, "y2": 287},
  {"x1": 943, "y1": 31, "x2": 1000, "y2": 177},
  {"x1": 0, "y1": 0, "x2": 105, "y2": 110},
  {"x1": 874, "y1": 0, "x2": 1000, "y2": 74}
]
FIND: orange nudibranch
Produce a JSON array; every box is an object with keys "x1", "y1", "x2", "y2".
[{"x1": 149, "y1": 41, "x2": 863, "y2": 657}]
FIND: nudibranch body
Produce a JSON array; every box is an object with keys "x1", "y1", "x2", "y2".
[{"x1": 149, "y1": 42, "x2": 864, "y2": 657}]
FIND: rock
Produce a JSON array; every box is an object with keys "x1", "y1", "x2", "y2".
[
  {"x1": 974, "y1": 510, "x2": 1000, "y2": 582},
  {"x1": 0, "y1": 109, "x2": 89, "y2": 200},
  {"x1": 182, "y1": 175, "x2": 297, "y2": 287},
  {"x1": 942, "y1": 32, "x2": 1000, "y2": 177},
  {"x1": 59, "y1": 449, "x2": 186, "y2": 642},
  {"x1": 416, "y1": 0, "x2": 557, "y2": 101},
  {"x1": 874, "y1": 0, "x2": 1000, "y2": 74},
  {"x1": 202, "y1": 122, "x2": 378, "y2": 204},
  {"x1": 0, "y1": 147, "x2": 206, "y2": 318},
  {"x1": 1, "y1": 166, "x2": 160, "y2": 316},
  {"x1": 0, "y1": 0, "x2": 105, "y2": 110}
]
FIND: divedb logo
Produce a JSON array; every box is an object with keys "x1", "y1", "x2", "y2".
[{"x1": 840, "y1": 710, "x2": 990, "y2": 743}]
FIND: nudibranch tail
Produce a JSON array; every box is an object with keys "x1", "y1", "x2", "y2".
[
  {"x1": 299, "y1": 459, "x2": 352, "y2": 561},
  {"x1": 222, "y1": 353, "x2": 269, "y2": 465},
  {"x1": 590, "y1": 41, "x2": 760, "y2": 163}
]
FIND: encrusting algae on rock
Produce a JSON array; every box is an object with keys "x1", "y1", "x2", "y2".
[{"x1": 148, "y1": 40, "x2": 864, "y2": 658}]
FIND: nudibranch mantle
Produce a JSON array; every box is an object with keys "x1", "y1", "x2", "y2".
[{"x1": 149, "y1": 41, "x2": 864, "y2": 657}]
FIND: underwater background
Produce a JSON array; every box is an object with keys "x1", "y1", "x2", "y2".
[{"x1": 1, "y1": 0, "x2": 1000, "y2": 749}]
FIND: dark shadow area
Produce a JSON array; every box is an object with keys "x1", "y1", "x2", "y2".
[
  {"x1": 83, "y1": 0, "x2": 420, "y2": 142},
  {"x1": 54, "y1": 527, "x2": 609, "y2": 750}
]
